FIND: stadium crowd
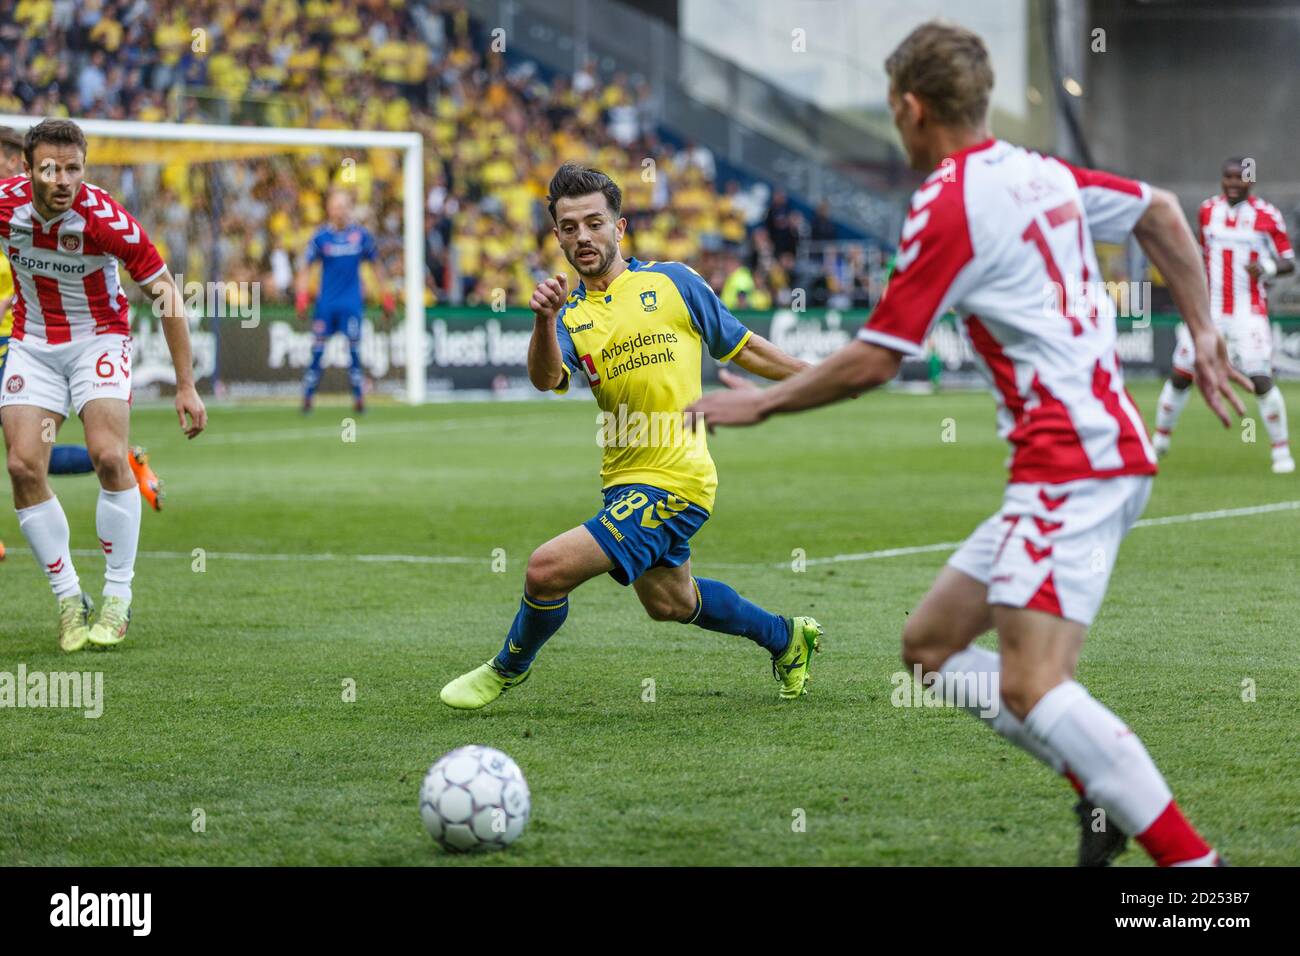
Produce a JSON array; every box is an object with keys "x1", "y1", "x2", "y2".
[{"x1": 0, "y1": 0, "x2": 885, "y2": 312}]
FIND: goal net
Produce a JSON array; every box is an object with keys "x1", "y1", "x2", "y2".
[{"x1": 0, "y1": 115, "x2": 426, "y2": 404}]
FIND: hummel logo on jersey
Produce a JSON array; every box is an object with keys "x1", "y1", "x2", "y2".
[
  {"x1": 1024, "y1": 540, "x2": 1053, "y2": 563},
  {"x1": 565, "y1": 319, "x2": 594, "y2": 333},
  {"x1": 1038, "y1": 489, "x2": 1070, "y2": 511},
  {"x1": 1033, "y1": 517, "x2": 1064, "y2": 535},
  {"x1": 80, "y1": 188, "x2": 140, "y2": 244}
]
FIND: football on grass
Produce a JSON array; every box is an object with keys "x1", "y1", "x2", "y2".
[{"x1": 419, "y1": 745, "x2": 531, "y2": 852}]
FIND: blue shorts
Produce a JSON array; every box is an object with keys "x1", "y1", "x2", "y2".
[
  {"x1": 583, "y1": 483, "x2": 710, "y2": 586},
  {"x1": 312, "y1": 308, "x2": 362, "y2": 341}
]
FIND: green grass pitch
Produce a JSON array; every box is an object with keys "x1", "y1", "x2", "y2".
[{"x1": 1, "y1": 381, "x2": 1297, "y2": 866}]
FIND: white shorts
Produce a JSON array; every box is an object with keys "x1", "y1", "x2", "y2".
[
  {"x1": 1172, "y1": 316, "x2": 1273, "y2": 379},
  {"x1": 947, "y1": 475, "x2": 1153, "y2": 627},
  {"x1": 0, "y1": 334, "x2": 133, "y2": 416}
]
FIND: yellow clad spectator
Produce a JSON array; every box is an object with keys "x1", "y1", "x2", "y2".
[
  {"x1": 720, "y1": 263, "x2": 756, "y2": 311},
  {"x1": 137, "y1": 98, "x2": 166, "y2": 123},
  {"x1": 14, "y1": 0, "x2": 52, "y2": 37},
  {"x1": 373, "y1": 38, "x2": 408, "y2": 84},
  {"x1": 89, "y1": 15, "x2": 124, "y2": 53},
  {"x1": 155, "y1": 15, "x2": 190, "y2": 68},
  {"x1": 407, "y1": 41, "x2": 429, "y2": 85},
  {"x1": 28, "y1": 49, "x2": 58, "y2": 87},
  {"x1": 332, "y1": 7, "x2": 361, "y2": 37}
]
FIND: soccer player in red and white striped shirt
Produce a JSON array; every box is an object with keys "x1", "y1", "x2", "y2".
[
  {"x1": 0, "y1": 119, "x2": 207, "y2": 652},
  {"x1": 1153, "y1": 158, "x2": 1296, "y2": 472},
  {"x1": 690, "y1": 22, "x2": 1246, "y2": 866}
]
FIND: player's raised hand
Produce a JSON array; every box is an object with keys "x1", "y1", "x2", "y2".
[
  {"x1": 530, "y1": 273, "x2": 569, "y2": 322},
  {"x1": 176, "y1": 384, "x2": 208, "y2": 439},
  {"x1": 1192, "y1": 330, "x2": 1249, "y2": 427}
]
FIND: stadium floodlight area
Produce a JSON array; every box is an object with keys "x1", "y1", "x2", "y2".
[{"x1": 0, "y1": 114, "x2": 427, "y2": 404}]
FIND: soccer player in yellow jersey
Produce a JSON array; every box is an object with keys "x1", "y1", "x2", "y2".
[{"x1": 441, "y1": 163, "x2": 823, "y2": 709}]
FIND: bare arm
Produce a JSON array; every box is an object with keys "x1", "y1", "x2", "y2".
[
  {"x1": 1133, "y1": 188, "x2": 1248, "y2": 424},
  {"x1": 729, "y1": 332, "x2": 809, "y2": 381},
  {"x1": 147, "y1": 268, "x2": 208, "y2": 438},
  {"x1": 688, "y1": 340, "x2": 901, "y2": 427},
  {"x1": 527, "y1": 273, "x2": 569, "y2": 392}
]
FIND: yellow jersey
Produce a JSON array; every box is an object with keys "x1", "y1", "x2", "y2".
[
  {"x1": 0, "y1": 252, "x2": 13, "y2": 343},
  {"x1": 555, "y1": 258, "x2": 752, "y2": 512}
]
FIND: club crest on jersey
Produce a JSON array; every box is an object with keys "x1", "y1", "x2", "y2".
[
  {"x1": 639, "y1": 290, "x2": 658, "y2": 312},
  {"x1": 60, "y1": 233, "x2": 81, "y2": 253},
  {"x1": 5, "y1": 375, "x2": 23, "y2": 394}
]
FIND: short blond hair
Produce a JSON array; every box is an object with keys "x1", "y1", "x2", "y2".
[{"x1": 885, "y1": 20, "x2": 994, "y2": 128}]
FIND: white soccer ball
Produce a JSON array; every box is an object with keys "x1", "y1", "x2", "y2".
[{"x1": 419, "y1": 745, "x2": 531, "y2": 853}]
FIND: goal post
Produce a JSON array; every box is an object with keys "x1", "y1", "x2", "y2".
[{"x1": 0, "y1": 114, "x2": 428, "y2": 404}]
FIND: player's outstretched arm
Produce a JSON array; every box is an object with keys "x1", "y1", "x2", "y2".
[
  {"x1": 526, "y1": 273, "x2": 569, "y2": 392},
  {"x1": 148, "y1": 269, "x2": 208, "y2": 439},
  {"x1": 1133, "y1": 188, "x2": 1249, "y2": 426},
  {"x1": 687, "y1": 339, "x2": 900, "y2": 428},
  {"x1": 729, "y1": 333, "x2": 809, "y2": 381}
]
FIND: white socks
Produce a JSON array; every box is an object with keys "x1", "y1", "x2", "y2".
[
  {"x1": 96, "y1": 487, "x2": 141, "y2": 601},
  {"x1": 935, "y1": 649, "x2": 1216, "y2": 864},
  {"x1": 935, "y1": 646, "x2": 1064, "y2": 773},
  {"x1": 1257, "y1": 385, "x2": 1289, "y2": 449},
  {"x1": 1022, "y1": 680, "x2": 1171, "y2": 836},
  {"x1": 1154, "y1": 380, "x2": 1191, "y2": 437},
  {"x1": 16, "y1": 496, "x2": 81, "y2": 600}
]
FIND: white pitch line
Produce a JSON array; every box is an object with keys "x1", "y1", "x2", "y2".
[
  {"x1": 194, "y1": 410, "x2": 568, "y2": 446},
  {"x1": 56, "y1": 549, "x2": 481, "y2": 565},
  {"x1": 6, "y1": 499, "x2": 1298, "y2": 569},
  {"x1": 1131, "y1": 498, "x2": 1300, "y2": 528}
]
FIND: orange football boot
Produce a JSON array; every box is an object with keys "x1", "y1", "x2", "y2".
[{"x1": 128, "y1": 446, "x2": 164, "y2": 511}]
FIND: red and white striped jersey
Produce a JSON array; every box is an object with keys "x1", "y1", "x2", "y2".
[
  {"x1": 859, "y1": 138, "x2": 1157, "y2": 485},
  {"x1": 1198, "y1": 194, "x2": 1293, "y2": 318},
  {"x1": 0, "y1": 175, "x2": 166, "y2": 344}
]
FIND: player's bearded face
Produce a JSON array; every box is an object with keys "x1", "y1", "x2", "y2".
[
  {"x1": 555, "y1": 195, "x2": 625, "y2": 278},
  {"x1": 28, "y1": 145, "x2": 85, "y2": 216}
]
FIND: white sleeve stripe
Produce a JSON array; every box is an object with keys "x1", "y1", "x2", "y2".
[
  {"x1": 139, "y1": 264, "x2": 168, "y2": 285},
  {"x1": 856, "y1": 328, "x2": 926, "y2": 357}
]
